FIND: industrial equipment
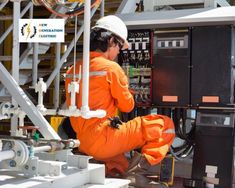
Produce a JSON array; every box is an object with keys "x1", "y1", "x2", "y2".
[
  {"x1": 0, "y1": 0, "x2": 130, "y2": 187},
  {"x1": 119, "y1": 29, "x2": 152, "y2": 108},
  {"x1": 0, "y1": 0, "x2": 235, "y2": 187},
  {"x1": 191, "y1": 109, "x2": 235, "y2": 188},
  {"x1": 118, "y1": 2, "x2": 235, "y2": 187}
]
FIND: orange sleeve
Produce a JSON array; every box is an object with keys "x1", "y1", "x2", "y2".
[{"x1": 107, "y1": 63, "x2": 134, "y2": 112}]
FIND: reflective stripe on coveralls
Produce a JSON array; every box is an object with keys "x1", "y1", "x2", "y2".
[
  {"x1": 66, "y1": 71, "x2": 107, "y2": 78},
  {"x1": 65, "y1": 51, "x2": 175, "y2": 175}
]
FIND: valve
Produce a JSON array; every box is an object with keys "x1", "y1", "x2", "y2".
[{"x1": 35, "y1": 78, "x2": 47, "y2": 112}]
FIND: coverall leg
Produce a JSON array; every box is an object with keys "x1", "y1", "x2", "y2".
[{"x1": 75, "y1": 114, "x2": 175, "y2": 176}]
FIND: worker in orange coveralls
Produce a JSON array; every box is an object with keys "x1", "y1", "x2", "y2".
[{"x1": 65, "y1": 15, "x2": 175, "y2": 186}]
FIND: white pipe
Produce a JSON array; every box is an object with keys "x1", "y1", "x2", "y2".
[
  {"x1": 39, "y1": 109, "x2": 57, "y2": 116},
  {"x1": 54, "y1": 43, "x2": 61, "y2": 109},
  {"x1": 32, "y1": 43, "x2": 39, "y2": 86},
  {"x1": 0, "y1": 115, "x2": 8, "y2": 120},
  {"x1": 33, "y1": 145, "x2": 51, "y2": 153},
  {"x1": 11, "y1": 0, "x2": 21, "y2": 137},
  {"x1": 70, "y1": 88, "x2": 76, "y2": 109},
  {"x1": 81, "y1": 109, "x2": 106, "y2": 119},
  {"x1": 68, "y1": 81, "x2": 79, "y2": 111},
  {"x1": 0, "y1": 150, "x2": 15, "y2": 161},
  {"x1": 81, "y1": 0, "x2": 91, "y2": 113},
  {"x1": 58, "y1": 109, "x2": 81, "y2": 117},
  {"x1": 100, "y1": 0, "x2": 104, "y2": 17},
  {"x1": 18, "y1": 111, "x2": 26, "y2": 127},
  {"x1": 80, "y1": 0, "x2": 106, "y2": 119},
  {"x1": 18, "y1": 111, "x2": 25, "y2": 136},
  {"x1": 35, "y1": 78, "x2": 47, "y2": 111}
]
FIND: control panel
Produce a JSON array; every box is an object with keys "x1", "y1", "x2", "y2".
[{"x1": 119, "y1": 30, "x2": 152, "y2": 107}]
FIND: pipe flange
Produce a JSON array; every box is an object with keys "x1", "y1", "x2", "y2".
[
  {"x1": 0, "y1": 102, "x2": 14, "y2": 118},
  {"x1": 12, "y1": 140, "x2": 29, "y2": 167}
]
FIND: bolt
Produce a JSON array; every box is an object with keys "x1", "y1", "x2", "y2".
[
  {"x1": 5, "y1": 142, "x2": 12, "y2": 149},
  {"x1": 62, "y1": 165, "x2": 67, "y2": 170},
  {"x1": 16, "y1": 150, "x2": 21, "y2": 156},
  {"x1": 25, "y1": 165, "x2": 29, "y2": 170},
  {"x1": 9, "y1": 160, "x2": 16, "y2": 167},
  {"x1": 32, "y1": 166, "x2": 36, "y2": 171}
]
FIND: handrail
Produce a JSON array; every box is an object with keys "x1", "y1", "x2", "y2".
[
  {"x1": 0, "y1": 0, "x2": 9, "y2": 11},
  {"x1": 0, "y1": 1, "x2": 33, "y2": 45},
  {"x1": 46, "y1": 6, "x2": 98, "y2": 88}
]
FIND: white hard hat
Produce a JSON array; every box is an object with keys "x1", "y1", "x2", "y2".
[{"x1": 92, "y1": 15, "x2": 129, "y2": 49}]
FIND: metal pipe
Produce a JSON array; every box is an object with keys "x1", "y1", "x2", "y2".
[
  {"x1": 0, "y1": 150, "x2": 15, "y2": 161},
  {"x1": 81, "y1": 0, "x2": 91, "y2": 113},
  {"x1": 12, "y1": 0, "x2": 21, "y2": 83},
  {"x1": 32, "y1": 43, "x2": 39, "y2": 86},
  {"x1": 11, "y1": 0, "x2": 21, "y2": 136},
  {"x1": 33, "y1": 145, "x2": 51, "y2": 153},
  {"x1": 100, "y1": 0, "x2": 104, "y2": 17},
  {"x1": 54, "y1": 43, "x2": 61, "y2": 109},
  {"x1": 79, "y1": 0, "x2": 106, "y2": 119},
  {"x1": 29, "y1": 1, "x2": 33, "y2": 18},
  {"x1": 73, "y1": 15, "x2": 78, "y2": 81}
]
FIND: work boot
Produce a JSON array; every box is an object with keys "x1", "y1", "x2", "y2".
[
  {"x1": 125, "y1": 173, "x2": 169, "y2": 188},
  {"x1": 127, "y1": 151, "x2": 151, "y2": 174}
]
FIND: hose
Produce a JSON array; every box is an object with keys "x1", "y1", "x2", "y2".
[{"x1": 34, "y1": 0, "x2": 101, "y2": 18}]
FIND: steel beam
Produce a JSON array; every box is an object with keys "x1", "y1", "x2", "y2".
[
  {"x1": 143, "y1": 0, "x2": 230, "y2": 11},
  {"x1": 0, "y1": 62, "x2": 60, "y2": 139},
  {"x1": 216, "y1": 0, "x2": 230, "y2": 6},
  {"x1": 0, "y1": 1, "x2": 32, "y2": 45},
  {"x1": 11, "y1": 0, "x2": 21, "y2": 136},
  {"x1": 0, "y1": 0, "x2": 8, "y2": 11},
  {"x1": 116, "y1": 0, "x2": 140, "y2": 14},
  {"x1": 117, "y1": 6, "x2": 235, "y2": 29}
]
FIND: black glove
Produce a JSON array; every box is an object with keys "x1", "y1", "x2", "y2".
[{"x1": 108, "y1": 116, "x2": 123, "y2": 129}]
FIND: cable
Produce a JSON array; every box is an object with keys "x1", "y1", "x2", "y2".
[
  {"x1": 35, "y1": 0, "x2": 101, "y2": 18},
  {"x1": 170, "y1": 108, "x2": 196, "y2": 160}
]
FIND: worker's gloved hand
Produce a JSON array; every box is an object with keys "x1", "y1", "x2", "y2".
[{"x1": 108, "y1": 116, "x2": 123, "y2": 129}]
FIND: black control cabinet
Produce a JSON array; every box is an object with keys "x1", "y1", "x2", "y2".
[
  {"x1": 191, "y1": 26, "x2": 235, "y2": 106},
  {"x1": 152, "y1": 26, "x2": 235, "y2": 108},
  {"x1": 152, "y1": 30, "x2": 191, "y2": 107}
]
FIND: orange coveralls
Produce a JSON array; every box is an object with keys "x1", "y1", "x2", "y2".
[{"x1": 65, "y1": 51, "x2": 175, "y2": 175}]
